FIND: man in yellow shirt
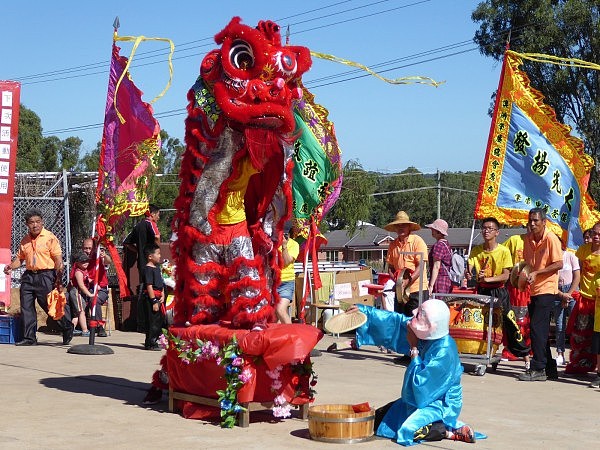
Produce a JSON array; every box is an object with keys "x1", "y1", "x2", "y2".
[
  {"x1": 503, "y1": 233, "x2": 525, "y2": 266},
  {"x1": 467, "y1": 217, "x2": 512, "y2": 313},
  {"x1": 385, "y1": 211, "x2": 428, "y2": 316},
  {"x1": 518, "y1": 208, "x2": 563, "y2": 382},
  {"x1": 4, "y1": 209, "x2": 73, "y2": 346},
  {"x1": 275, "y1": 226, "x2": 299, "y2": 324}
]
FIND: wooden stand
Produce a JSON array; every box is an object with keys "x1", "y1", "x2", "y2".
[{"x1": 168, "y1": 389, "x2": 309, "y2": 427}]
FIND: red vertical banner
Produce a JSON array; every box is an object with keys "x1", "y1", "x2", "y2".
[{"x1": 0, "y1": 81, "x2": 21, "y2": 307}]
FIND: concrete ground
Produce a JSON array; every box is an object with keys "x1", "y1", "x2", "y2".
[{"x1": 1, "y1": 329, "x2": 598, "y2": 449}]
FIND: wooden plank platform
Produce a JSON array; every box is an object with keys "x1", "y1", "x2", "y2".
[{"x1": 168, "y1": 389, "x2": 309, "y2": 427}]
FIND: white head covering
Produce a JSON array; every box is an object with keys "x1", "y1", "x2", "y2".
[{"x1": 408, "y1": 299, "x2": 450, "y2": 340}]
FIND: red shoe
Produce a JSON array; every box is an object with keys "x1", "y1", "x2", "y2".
[
  {"x1": 501, "y1": 349, "x2": 519, "y2": 361},
  {"x1": 450, "y1": 425, "x2": 476, "y2": 443}
]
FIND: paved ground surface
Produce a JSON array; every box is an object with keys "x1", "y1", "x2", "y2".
[{"x1": 1, "y1": 329, "x2": 598, "y2": 449}]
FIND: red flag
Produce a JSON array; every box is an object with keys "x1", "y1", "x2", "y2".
[{"x1": 96, "y1": 35, "x2": 171, "y2": 295}]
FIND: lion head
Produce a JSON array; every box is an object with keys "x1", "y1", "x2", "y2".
[{"x1": 199, "y1": 17, "x2": 312, "y2": 133}]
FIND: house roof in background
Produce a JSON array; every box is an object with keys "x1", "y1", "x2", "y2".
[
  {"x1": 413, "y1": 227, "x2": 526, "y2": 248},
  {"x1": 322, "y1": 224, "x2": 527, "y2": 249},
  {"x1": 322, "y1": 224, "x2": 394, "y2": 249}
]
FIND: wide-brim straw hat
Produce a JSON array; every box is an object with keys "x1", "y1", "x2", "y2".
[
  {"x1": 324, "y1": 310, "x2": 367, "y2": 334},
  {"x1": 510, "y1": 261, "x2": 531, "y2": 291},
  {"x1": 384, "y1": 211, "x2": 420, "y2": 232},
  {"x1": 425, "y1": 218, "x2": 449, "y2": 236}
]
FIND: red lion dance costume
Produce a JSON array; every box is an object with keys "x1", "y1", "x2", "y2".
[
  {"x1": 147, "y1": 18, "x2": 325, "y2": 418},
  {"x1": 172, "y1": 17, "x2": 311, "y2": 329}
]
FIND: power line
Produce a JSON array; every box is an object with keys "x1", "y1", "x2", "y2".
[
  {"x1": 39, "y1": 4, "x2": 538, "y2": 137},
  {"x1": 17, "y1": 2, "x2": 539, "y2": 86},
  {"x1": 308, "y1": 46, "x2": 479, "y2": 89},
  {"x1": 42, "y1": 39, "x2": 480, "y2": 136},
  {"x1": 308, "y1": 39, "x2": 474, "y2": 84},
  {"x1": 13, "y1": 0, "x2": 421, "y2": 83},
  {"x1": 371, "y1": 185, "x2": 477, "y2": 196}
]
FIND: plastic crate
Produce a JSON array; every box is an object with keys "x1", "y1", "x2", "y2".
[{"x1": 0, "y1": 314, "x2": 22, "y2": 344}]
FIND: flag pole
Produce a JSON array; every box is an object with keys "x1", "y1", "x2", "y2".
[
  {"x1": 465, "y1": 218, "x2": 477, "y2": 285},
  {"x1": 473, "y1": 37, "x2": 511, "y2": 220},
  {"x1": 68, "y1": 19, "x2": 121, "y2": 356}
]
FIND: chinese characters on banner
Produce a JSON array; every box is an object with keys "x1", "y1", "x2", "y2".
[
  {"x1": 474, "y1": 51, "x2": 600, "y2": 250},
  {"x1": 0, "y1": 81, "x2": 20, "y2": 306},
  {"x1": 290, "y1": 86, "x2": 343, "y2": 310}
]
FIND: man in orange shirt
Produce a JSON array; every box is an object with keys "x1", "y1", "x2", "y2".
[
  {"x1": 4, "y1": 209, "x2": 73, "y2": 346},
  {"x1": 518, "y1": 208, "x2": 563, "y2": 381},
  {"x1": 385, "y1": 211, "x2": 429, "y2": 316}
]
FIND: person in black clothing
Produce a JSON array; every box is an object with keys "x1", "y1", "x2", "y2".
[
  {"x1": 123, "y1": 204, "x2": 161, "y2": 283},
  {"x1": 123, "y1": 204, "x2": 161, "y2": 332},
  {"x1": 142, "y1": 243, "x2": 165, "y2": 350}
]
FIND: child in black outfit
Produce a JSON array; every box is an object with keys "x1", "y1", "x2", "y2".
[{"x1": 142, "y1": 243, "x2": 165, "y2": 350}]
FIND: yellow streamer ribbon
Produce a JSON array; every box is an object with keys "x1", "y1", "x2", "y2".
[
  {"x1": 510, "y1": 50, "x2": 600, "y2": 71},
  {"x1": 113, "y1": 32, "x2": 175, "y2": 124},
  {"x1": 310, "y1": 50, "x2": 444, "y2": 87}
]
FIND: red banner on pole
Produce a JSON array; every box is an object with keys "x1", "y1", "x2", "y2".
[{"x1": 0, "y1": 81, "x2": 21, "y2": 307}]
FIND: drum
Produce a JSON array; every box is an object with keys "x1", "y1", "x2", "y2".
[
  {"x1": 448, "y1": 301, "x2": 503, "y2": 355},
  {"x1": 509, "y1": 262, "x2": 531, "y2": 292},
  {"x1": 395, "y1": 268, "x2": 411, "y2": 305}
]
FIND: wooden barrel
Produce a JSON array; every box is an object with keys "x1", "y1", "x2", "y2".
[
  {"x1": 308, "y1": 404, "x2": 374, "y2": 444},
  {"x1": 448, "y1": 301, "x2": 503, "y2": 355}
]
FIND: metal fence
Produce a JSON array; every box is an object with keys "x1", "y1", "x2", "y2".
[{"x1": 9, "y1": 170, "x2": 97, "y2": 286}]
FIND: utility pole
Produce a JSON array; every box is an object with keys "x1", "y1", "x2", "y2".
[{"x1": 437, "y1": 169, "x2": 441, "y2": 219}]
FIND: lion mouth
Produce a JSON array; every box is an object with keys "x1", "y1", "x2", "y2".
[
  {"x1": 227, "y1": 98, "x2": 285, "y2": 127},
  {"x1": 249, "y1": 116, "x2": 283, "y2": 128}
]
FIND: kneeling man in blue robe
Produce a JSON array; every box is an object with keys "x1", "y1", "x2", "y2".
[{"x1": 351, "y1": 299, "x2": 479, "y2": 446}]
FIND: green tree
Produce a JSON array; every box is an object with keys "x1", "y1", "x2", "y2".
[
  {"x1": 438, "y1": 171, "x2": 480, "y2": 227},
  {"x1": 41, "y1": 136, "x2": 60, "y2": 172},
  {"x1": 146, "y1": 130, "x2": 185, "y2": 236},
  {"x1": 59, "y1": 136, "x2": 82, "y2": 170},
  {"x1": 16, "y1": 105, "x2": 83, "y2": 172},
  {"x1": 159, "y1": 130, "x2": 185, "y2": 174},
  {"x1": 472, "y1": 1, "x2": 600, "y2": 189},
  {"x1": 369, "y1": 167, "x2": 437, "y2": 228},
  {"x1": 78, "y1": 142, "x2": 101, "y2": 172},
  {"x1": 326, "y1": 159, "x2": 376, "y2": 235},
  {"x1": 16, "y1": 105, "x2": 43, "y2": 171}
]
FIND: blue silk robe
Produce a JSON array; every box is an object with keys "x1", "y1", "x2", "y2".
[{"x1": 356, "y1": 305, "x2": 463, "y2": 446}]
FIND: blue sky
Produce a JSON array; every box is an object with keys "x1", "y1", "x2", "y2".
[{"x1": 3, "y1": 0, "x2": 501, "y2": 174}]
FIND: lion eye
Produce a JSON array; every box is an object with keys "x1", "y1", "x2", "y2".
[
  {"x1": 281, "y1": 54, "x2": 295, "y2": 71},
  {"x1": 229, "y1": 40, "x2": 254, "y2": 70},
  {"x1": 275, "y1": 51, "x2": 297, "y2": 77}
]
